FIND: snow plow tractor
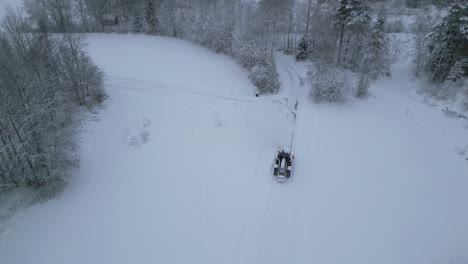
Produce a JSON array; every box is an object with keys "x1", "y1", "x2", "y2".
[{"x1": 273, "y1": 149, "x2": 294, "y2": 182}]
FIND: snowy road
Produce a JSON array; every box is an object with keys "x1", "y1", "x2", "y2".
[{"x1": 1, "y1": 34, "x2": 467, "y2": 264}]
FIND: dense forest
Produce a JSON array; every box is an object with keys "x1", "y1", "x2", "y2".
[{"x1": 0, "y1": 0, "x2": 467, "y2": 198}]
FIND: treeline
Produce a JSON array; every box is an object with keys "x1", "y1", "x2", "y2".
[
  {"x1": 297, "y1": 0, "x2": 466, "y2": 104},
  {"x1": 0, "y1": 11, "x2": 105, "y2": 196},
  {"x1": 13, "y1": 0, "x2": 468, "y2": 101},
  {"x1": 16, "y1": 0, "x2": 395, "y2": 97},
  {"x1": 22, "y1": 0, "x2": 295, "y2": 93}
]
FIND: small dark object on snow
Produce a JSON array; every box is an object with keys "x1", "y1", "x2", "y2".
[
  {"x1": 255, "y1": 92, "x2": 259, "y2": 97},
  {"x1": 273, "y1": 149, "x2": 294, "y2": 182}
]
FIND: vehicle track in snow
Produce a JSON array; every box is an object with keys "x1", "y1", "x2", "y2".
[
  {"x1": 105, "y1": 75, "x2": 256, "y2": 104},
  {"x1": 277, "y1": 54, "x2": 309, "y2": 152},
  {"x1": 105, "y1": 64, "x2": 301, "y2": 264},
  {"x1": 245, "y1": 54, "x2": 314, "y2": 264}
]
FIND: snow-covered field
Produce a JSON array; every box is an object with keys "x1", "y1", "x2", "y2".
[{"x1": 0, "y1": 34, "x2": 467, "y2": 264}]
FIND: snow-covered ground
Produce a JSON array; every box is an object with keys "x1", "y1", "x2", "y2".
[{"x1": 0, "y1": 34, "x2": 467, "y2": 264}]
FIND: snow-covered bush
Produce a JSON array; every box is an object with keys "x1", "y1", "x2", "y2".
[
  {"x1": 249, "y1": 58, "x2": 280, "y2": 94},
  {"x1": 234, "y1": 39, "x2": 280, "y2": 94},
  {"x1": 309, "y1": 65, "x2": 350, "y2": 103},
  {"x1": 231, "y1": 5, "x2": 280, "y2": 94}
]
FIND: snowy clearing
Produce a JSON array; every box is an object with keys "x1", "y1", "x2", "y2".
[{"x1": 0, "y1": 34, "x2": 467, "y2": 264}]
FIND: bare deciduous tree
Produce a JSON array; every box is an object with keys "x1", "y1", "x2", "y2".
[{"x1": 0, "y1": 10, "x2": 105, "y2": 197}]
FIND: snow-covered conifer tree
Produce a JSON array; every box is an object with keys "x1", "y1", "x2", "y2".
[
  {"x1": 426, "y1": 3, "x2": 467, "y2": 84},
  {"x1": 334, "y1": 0, "x2": 371, "y2": 66},
  {"x1": 145, "y1": 0, "x2": 159, "y2": 34},
  {"x1": 133, "y1": 10, "x2": 144, "y2": 33}
]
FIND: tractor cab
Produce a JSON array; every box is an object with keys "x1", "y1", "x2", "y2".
[{"x1": 273, "y1": 149, "x2": 294, "y2": 182}]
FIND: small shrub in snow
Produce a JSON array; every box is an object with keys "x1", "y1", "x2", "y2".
[
  {"x1": 123, "y1": 119, "x2": 151, "y2": 148},
  {"x1": 309, "y1": 65, "x2": 349, "y2": 103}
]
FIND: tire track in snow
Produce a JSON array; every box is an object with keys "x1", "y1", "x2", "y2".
[
  {"x1": 102, "y1": 54, "x2": 312, "y2": 263},
  {"x1": 200, "y1": 148, "x2": 208, "y2": 264},
  {"x1": 248, "y1": 54, "x2": 311, "y2": 263},
  {"x1": 235, "y1": 153, "x2": 274, "y2": 264},
  {"x1": 277, "y1": 55, "x2": 308, "y2": 152},
  {"x1": 105, "y1": 75, "x2": 256, "y2": 104},
  {"x1": 260, "y1": 54, "x2": 317, "y2": 263},
  {"x1": 230, "y1": 54, "x2": 305, "y2": 262}
]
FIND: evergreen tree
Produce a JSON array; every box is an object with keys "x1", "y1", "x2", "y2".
[
  {"x1": 296, "y1": 34, "x2": 311, "y2": 61},
  {"x1": 133, "y1": 10, "x2": 143, "y2": 33},
  {"x1": 446, "y1": 58, "x2": 468, "y2": 83},
  {"x1": 145, "y1": 0, "x2": 159, "y2": 34},
  {"x1": 334, "y1": 0, "x2": 371, "y2": 66},
  {"x1": 426, "y1": 3, "x2": 468, "y2": 83}
]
